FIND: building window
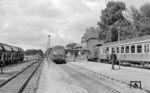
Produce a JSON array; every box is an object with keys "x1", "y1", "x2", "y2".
[
  {"x1": 126, "y1": 46, "x2": 129, "y2": 53},
  {"x1": 131, "y1": 45, "x2": 135, "y2": 53},
  {"x1": 117, "y1": 47, "x2": 119, "y2": 53},
  {"x1": 137, "y1": 45, "x2": 142, "y2": 53},
  {"x1": 121, "y1": 46, "x2": 124, "y2": 53}
]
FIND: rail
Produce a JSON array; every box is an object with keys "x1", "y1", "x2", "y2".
[{"x1": 0, "y1": 59, "x2": 42, "y2": 93}]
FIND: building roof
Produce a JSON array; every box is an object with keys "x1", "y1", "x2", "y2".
[{"x1": 82, "y1": 27, "x2": 100, "y2": 43}]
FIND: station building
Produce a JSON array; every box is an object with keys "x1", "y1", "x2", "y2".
[
  {"x1": 65, "y1": 44, "x2": 88, "y2": 61},
  {"x1": 81, "y1": 27, "x2": 103, "y2": 60},
  {"x1": 66, "y1": 27, "x2": 103, "y2": 61}
]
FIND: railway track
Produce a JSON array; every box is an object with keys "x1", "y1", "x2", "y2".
[
  {"x1": 60, "y1": 64, "x2": 120, "y2": 93},
  {"x1": 0, "y1": 60, "x2": 42, "y2": 93}
]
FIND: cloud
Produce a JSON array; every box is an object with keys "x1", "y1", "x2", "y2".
[
  {"x1": 1, "y1": 0, "x2": 148, "y2": 51},
  {"x1": 0, "y1": 0, "x2": 107, "y2": 51}
]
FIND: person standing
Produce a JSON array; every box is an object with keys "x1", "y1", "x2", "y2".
[{"x1": 110, "y1": 50, "x2": 117, "y2": 70}]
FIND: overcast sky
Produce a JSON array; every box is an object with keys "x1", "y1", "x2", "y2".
[{"x1": 0, "y1": 0, "x2": 150, "y2": 51}]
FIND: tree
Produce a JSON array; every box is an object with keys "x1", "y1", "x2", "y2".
[
  {"x1": 140, "y1": 3, "x2": 150, "y2": 17},
  {"x1": 130, "y1": 4, "x2": 150, "y2": 37},
  {"x1": 97, "y1": 1, "x2": 150, "y2": 44},
  {"x1": 97, "y1": 1, "x2": 126, "y2": 43},
  {"x1": 25, "y1": 49, "x2": 43, "y2": 57}
]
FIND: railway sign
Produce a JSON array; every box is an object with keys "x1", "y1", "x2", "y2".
[{"x1": 130, "y1": 81, "x2": 141, "y2": 88}]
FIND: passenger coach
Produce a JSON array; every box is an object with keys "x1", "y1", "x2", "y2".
[{"x1": 99, "y1": 35, "x2": 150, "y2": 65}]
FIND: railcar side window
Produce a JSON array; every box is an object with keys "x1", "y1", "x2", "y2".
[
  {"x1": 137, "y1": 45, "x2": 142, "y2": 53},
  {"x1": 131, "y1": 45, "x2": 135, "y2": 53},
  {"x1": 117, "y1": 47, "x2": 119, "y2": 53},
  {"x1": 126, "y1": 46, "x2": 129, "y2": 53},
  {"x1": 121, "y1": 46, "x2": 124, "y2": 53}
]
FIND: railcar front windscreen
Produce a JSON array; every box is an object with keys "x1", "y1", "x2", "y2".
[{"x1": 53, "y1": 50, "x2": 64, "y2": 55}]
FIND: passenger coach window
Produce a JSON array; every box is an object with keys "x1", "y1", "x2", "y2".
[
  {"x1": 144, "y1": 44, "x2": 147, "y2": 53},
  {"x1": 117, "y1": 47, "x2": 119, "y2": 53},
  {"x1": 147, "y1": 44, "x2": 149, "y2": 53},
  {"x1": 126, "y1": 46, "x2": 129, "y2": 53},
  {"x1": 131, "y1": 45, "x2": 135, "y2": 53},
  {"x1": 111, "y1": 47, "x2": 115, "y2": 53},
  {"x1": 106, "y1": 47, "x2": 109, "y2": 53},
  {"x1": 121, "y1": 46, "x2": 124, "y2": 53},
  {"x1": 137, "y1": 45, "x2": 142, "y2": 53},
  {"x1": 145, "y1": 44, "x2": 150, "y2": 53}
]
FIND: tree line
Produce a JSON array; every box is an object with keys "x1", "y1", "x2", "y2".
[
  {"x1": 24, "y1": 49, "x2": 43, "y2": 57},
  {"x1": 97, "y1": 1, "x2": 150, "y2": 43}
]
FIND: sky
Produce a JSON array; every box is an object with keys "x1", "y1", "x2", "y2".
[{"x1": 0, "y1": 0, "x2": 150, "y2": 51}]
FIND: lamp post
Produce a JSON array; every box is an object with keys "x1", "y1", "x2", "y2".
[
  {"x1": 117, "y1": 26, "x2": 121, "y2": 69},
  {"x1": 47, "y1": 35, "x2": 51, "y2": 68},
  {"x1": 117, "y1": 20, "x2": 123, "y2": 69},
  {"x1": 48, "y1": 35, "x2": 51, "y2": 49}
]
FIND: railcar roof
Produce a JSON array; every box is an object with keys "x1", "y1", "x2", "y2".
[
  {"x1": 103, "y1": 35, "x2": 150, "y2": 47},
  {"x1": 52, "y1": 45, "x2": 65, "y2": 49}
]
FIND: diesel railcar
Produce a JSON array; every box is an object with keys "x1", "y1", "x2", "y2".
[
  {"x1": 49, "y1": 45, "x2": 66, "y2": 64},
  {"x1": 99, "y1": 35, "x2": 150, "y2": 65},
  {"x1": 0, "y1": 43, "x2": 24, "y2": 65}
]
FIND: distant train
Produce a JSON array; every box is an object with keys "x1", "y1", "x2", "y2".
[
  {"x1": 87, "y1": 35, "x2": 150, "y2": 65},
  {"x1": 0, "y1": 43, "x2": 24, "y2": 65},
  {"x1": 47, "y1": 45, "x2": 66, "y2": 64}
]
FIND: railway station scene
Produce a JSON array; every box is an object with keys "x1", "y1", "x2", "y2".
[{"x1": 1, "y1": 0, "x2": 150, "y2": 93}]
